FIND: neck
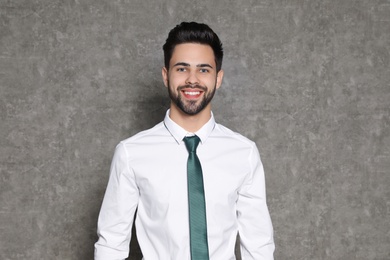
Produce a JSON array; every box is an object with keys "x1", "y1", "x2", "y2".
[{"x1": 169, "y1": 103, "x2": 212, "y2": 132}]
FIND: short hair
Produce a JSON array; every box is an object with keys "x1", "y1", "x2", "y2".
[{"x1": 163, "y1": 22, "x2": 223, "y2": 72}]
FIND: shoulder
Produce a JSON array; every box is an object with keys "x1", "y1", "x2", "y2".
[
  {"x1": 215, "y1": 123, "x2": 254, "y2": 145},
  {"x1": 212, "y1": 123, "x2": 263, "y2": 169},
  {"x1": 119, "y1": 121, "x2": 167, "y2": 146},
  {"x1": 213, "y1": 123, "x2": 257, "y2": 149}
]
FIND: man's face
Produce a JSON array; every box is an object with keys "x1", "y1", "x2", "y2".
[{"x1": 162, "y1": 43, "x2": 223, "y2": 115}]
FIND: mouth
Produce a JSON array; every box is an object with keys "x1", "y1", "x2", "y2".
[{"x1": 180, "y1": 87, "x2": 205, "y2": 100}]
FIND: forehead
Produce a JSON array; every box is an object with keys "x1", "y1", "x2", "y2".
[{"x1": 170, "y1": 43, "x2": 216, "y2": 66}]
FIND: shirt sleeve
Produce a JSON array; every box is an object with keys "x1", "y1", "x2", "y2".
[
  {"x1": 236, "y1": 143, "x2": 275, "y2": 259},
  {"x1": 94, "y1": 142, "x2": 139, "y2": 260}
]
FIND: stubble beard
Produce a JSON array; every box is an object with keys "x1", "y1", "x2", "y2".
[{"x1": 167, "y1": 81, "x2": 216, "y2": 116}]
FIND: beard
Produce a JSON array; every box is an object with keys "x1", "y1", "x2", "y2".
[{"x1": 167, "y1": 81, "x2": 217, "y2": 115}]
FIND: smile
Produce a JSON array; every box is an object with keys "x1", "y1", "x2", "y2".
[{"x1": 184, "y1": 91, "x2": 201, "y2": 95}]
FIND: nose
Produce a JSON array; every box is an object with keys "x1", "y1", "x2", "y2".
[{"x1": 185, "y1": 71, "x2": 199, "y2": 85}]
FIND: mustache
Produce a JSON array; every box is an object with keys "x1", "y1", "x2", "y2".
[{"x1": 177, "y1": 84, "x2": 207, "y2": 92}]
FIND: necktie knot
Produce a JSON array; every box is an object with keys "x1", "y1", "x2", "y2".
[{"x1": 184, "y1": 136, "x2": 200, "y2": 153}]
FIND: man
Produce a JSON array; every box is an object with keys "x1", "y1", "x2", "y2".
[{"x1": 95, "y1": 22, "x2": 274, "y2": 260}]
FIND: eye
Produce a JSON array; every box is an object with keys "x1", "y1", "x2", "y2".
[
  {"x1": 199, "y1": 68, "x2": 209, "y2": 73},
  {"x1": 177, "y1": 67, "x2": 186, "y2": 72}
]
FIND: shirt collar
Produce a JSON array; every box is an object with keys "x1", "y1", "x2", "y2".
[{"x1": 163, "y1": 109, "x2": 216, "y2": 145}]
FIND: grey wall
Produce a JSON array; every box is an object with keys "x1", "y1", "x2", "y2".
[{"x1": 1, "y1": 0, "x2": 389, "y2": 259}]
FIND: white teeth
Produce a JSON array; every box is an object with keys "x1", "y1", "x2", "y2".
[{"x1": 184, "y1": 91, "x2": 200, "y2": 95}]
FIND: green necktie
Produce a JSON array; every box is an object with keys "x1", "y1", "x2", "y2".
[{"x1": 183, "y1": 136, "x2": 209, "y2": 260}]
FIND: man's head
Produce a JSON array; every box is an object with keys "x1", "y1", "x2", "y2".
[
  {"x1": 163, "y1": 22, "x2": 223, "y2": 72},
  {"x1": 162, "y1": 22, "x2": 224, "y2": 118}
]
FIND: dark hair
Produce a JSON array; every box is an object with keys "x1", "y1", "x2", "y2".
[{"x1": 163, "y1": 22, "x2": 223, "y2": 72}]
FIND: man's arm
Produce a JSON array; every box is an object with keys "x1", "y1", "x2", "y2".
[
  {"x1": 95, "y1": 142, "x2": 139, "y2": 260},
  {"x1": 236, "y1": 144, "x2": 275, "y2": 259}
]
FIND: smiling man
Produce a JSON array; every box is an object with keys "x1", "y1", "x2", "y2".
[{"x1": 95, "y1": 22, "x2": 275, "y2": 260}]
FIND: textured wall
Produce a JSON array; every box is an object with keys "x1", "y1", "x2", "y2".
[{"x1": 1, "y1": 0, "x2": 389, "y2": 259}]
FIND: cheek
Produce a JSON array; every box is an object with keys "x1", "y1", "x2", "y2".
[
  {"x1": 204, "y1": 77, "x2": 218, "y2": 88},
  {"x1": 168, "y1": 75, "x2": 186, "y2": 87}
]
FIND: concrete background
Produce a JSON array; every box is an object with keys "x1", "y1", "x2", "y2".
[{"x1": 1, "y1": 0, "x2": 389, "y2": 259}]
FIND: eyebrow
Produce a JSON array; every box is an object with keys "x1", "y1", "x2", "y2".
[
  {"x1": 197, "y1": 63, "x2": 213, "y2": 69},
  {"x1": 172, "y1": 62, "x2": 214, "y2": 69}
]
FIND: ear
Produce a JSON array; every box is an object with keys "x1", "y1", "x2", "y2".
[
  {"x1": 216, "y1": 69, "x2": 224, "y2": 89},
  {"x1": 162, "y1": 67, "x2": 168, "y2": 88}
]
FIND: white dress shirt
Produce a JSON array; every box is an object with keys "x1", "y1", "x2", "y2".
[{"x1": 95, "y1": 110, "x2": 274, "y2": 260}]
